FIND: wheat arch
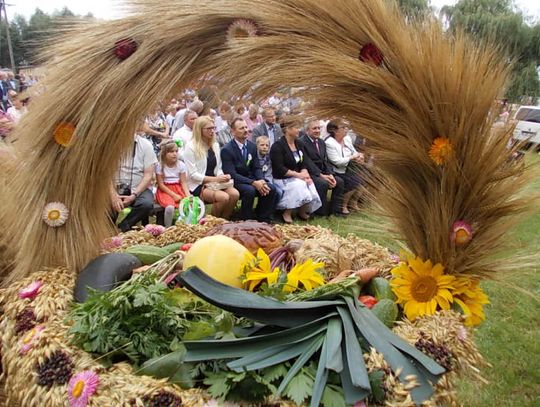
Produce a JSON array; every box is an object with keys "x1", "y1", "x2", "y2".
[{"x1": 1, "y1": 0, "x2": 525, "y2": 287}]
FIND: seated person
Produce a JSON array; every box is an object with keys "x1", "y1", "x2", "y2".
[
  {"x1": 325, "y1": 119, "x2": 364, "y2": 214},
  {"x1": 155, "y1": 141, "x2": 191, "y2": 227},
  {"x1": 252, "y1": 107, "x2": 283, "y2": 145},
  {"x1": 111, "y1": 131, "x2": 158, "y2": 232},
  {"x1": 269, "y1": 117, "x2": 322, "y2": 223},
  {"x1": 183, "y1": 115, "x2": 239, "y2": 219},
  {"x1": 298, "y1": 119, "x2": 345, "y2": 217},
  {"x1": 221, "y1": 118, "x2": 277, "y2": 223},
  {"x1": 256, "y1": 136, "x2": 283, "y2": 201}
]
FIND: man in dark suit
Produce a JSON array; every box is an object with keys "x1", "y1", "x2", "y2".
[
  {"x1": 221, "y1": 118, "x2": 277, "y2": 223},
  {"x1": 298, "y1": 119, "x2": 345, "y2": 217},
  {"x1": 252, "y1": 107, "x2": 283, "y2": 145}
]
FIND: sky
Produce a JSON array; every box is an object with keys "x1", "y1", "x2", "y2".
[{"x1": 7, "y1": 0, "x2": 540, "y2": 21}]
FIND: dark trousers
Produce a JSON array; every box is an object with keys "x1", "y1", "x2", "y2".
[
  {"x1": 117, "y1": 189, "x2": 155, "y2": 232},
  {"x1": 235, "y1": 182, "x2": 277, "y2": 223},
  {"x1": 312, "y1": 174, "x2": 345, "y2": 216}
]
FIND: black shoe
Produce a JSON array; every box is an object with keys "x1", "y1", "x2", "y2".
[{"x1": 333, "y1": 212, "x2": 348, "y2": 218}]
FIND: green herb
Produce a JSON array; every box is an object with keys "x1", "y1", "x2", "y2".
[{"x1": 68, "y1": 268, "x2": 236, "y2": 365}]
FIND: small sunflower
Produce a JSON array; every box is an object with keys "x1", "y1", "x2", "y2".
[
  {"x1": 284, "y1": 259, "x2": 325, "y2": 293},
  {"x1": 391, "y1": 255, "x2": 456, "y2": 321},
  {"x1": 227, "y1": 19, "x2": 258, "y2": 41},
  {"x1": 53, "y1": 122, "x2": 76, "y2": 147},
  {"x1": 242, "y1": 248, "x2": 280, "y2": 291},
  {"x1": 453, "y1": 277, "x2": 489, "y2": 326},
  {"x1": 428, "y1": 137, "x2": 453, "y2": 165},
  {"x1": 42, "y1": 202, "x2": 69, "y2": 227},
  {"x1": 451, "y1": 220, "x2": 473, "y2": 246}
]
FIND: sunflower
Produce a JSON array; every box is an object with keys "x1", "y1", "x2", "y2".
[
  {"x1": 42, "y1": 202, "x2": 69, "y2": 227},
  {"x1": 428, "y1": 137, "x2": 453, "y2": 165},
  {"x1": 242, "y1": 248, "x2": 280, "y2": 291},
  {"x1": 390, "y1": 255, "x2": 456, "y2": 321},
  {"x1": 53, "y1": 122, "x2": 76, "y2": 147},
  {"x1": 452, "y1": 277, "x2": 489, "y2": 326},
  {"x1": 284, "y1": 259, "x2": 325, "y2": 293}
]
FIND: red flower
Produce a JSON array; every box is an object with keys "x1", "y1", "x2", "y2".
[
  {"x1": 359, "y1": 43, "x2": 384, "y2": 66},
  {"x1": 114, "y1": 38, "x2": 138, "y2": 60},
  {"x1": 359, "y1": 295, "x2": 378, "y2": 309}
]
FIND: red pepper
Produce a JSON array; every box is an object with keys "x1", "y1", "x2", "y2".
[
  {"x1": 181, "y1": 243, "x2": 193, "y2": 251},
  {"x1": 359, "y1": 295, "x2": 378, "y2": 309}
]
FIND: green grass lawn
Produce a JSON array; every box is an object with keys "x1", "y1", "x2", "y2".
[{"x1": 306, "y1": 153, "x2": 540, "y2": 406}]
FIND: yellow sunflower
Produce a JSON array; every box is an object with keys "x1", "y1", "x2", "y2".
[
  {"x1": 242, "y1": 248, "x2": 280, "y2": 292},
  {"x1": 428, "y1": 137, "x2": 453, "y2": 165},
  {"x1": 453, "y1": 277, "x2": 489, "y2": 326},
  {"x1": 390, "y1": 255, "x2": 456, "y2": 321},
  {"x1": 284, "y1": 259, "x2": 325, "y2": 293}
]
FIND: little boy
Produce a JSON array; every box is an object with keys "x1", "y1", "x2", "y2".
[{"x1": 256, "y1": 136, "x2": 283, "y2": 201}]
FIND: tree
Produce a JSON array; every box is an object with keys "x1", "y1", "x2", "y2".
[
  {"x1": 441, "y1": 0, "x2": 540, "y2": 103},
  {"x1": 396, "y1": 0, "x2": 431, "y2": 20}
]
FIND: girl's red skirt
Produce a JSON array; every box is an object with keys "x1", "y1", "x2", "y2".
[{"x1": 156, "y1": 182, "x2": 186, "y2": 208}]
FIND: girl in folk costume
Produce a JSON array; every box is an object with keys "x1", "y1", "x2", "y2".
[{"x1": 155, "y1": 141, "x2": 190, "y2": 226}]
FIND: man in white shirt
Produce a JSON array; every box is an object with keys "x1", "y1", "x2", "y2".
[
  {"x1": 172, "y1": 110, "x2": 198, "y2": 147},
  {"x1": 252, "y1": 107, "x2": 283, "y2": 145},
  {"x1": 111, "y1": 133, "x2": 158, "y2": 232},
  {"x1": 172, "y1": 100, "x2": 203, "y2": 133}
]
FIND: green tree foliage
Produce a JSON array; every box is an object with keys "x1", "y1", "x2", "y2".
[
  {"x1": 0, "y1": 7, "x2": 95, "y2": 69},
  {"x1": 396, "y1": 0, "x2": 431, "y2": 20},
  {"x1": 441, "y1": 0, "x2": 540, "y2": 102}
]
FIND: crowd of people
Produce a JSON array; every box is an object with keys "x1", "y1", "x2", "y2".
[
  {"x1": 0, "y1": 69, "x2": 34, "y2": 138},
  {"x1": 112, "y1": 91, "x2": 374, "y2": 231}
]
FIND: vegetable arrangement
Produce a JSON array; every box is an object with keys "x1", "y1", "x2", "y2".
[{"x1": 144, "y1": 268, "x2": 446, "y2": 406}]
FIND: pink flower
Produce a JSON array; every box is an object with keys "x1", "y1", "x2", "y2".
[
  {"x1": 19, "y1": 281, "x2": 43, "y2": 300},
  {"x1": 450, "y1": 220, "x2": 473, "y2": 246},
  {"x1": 68, "y1": 371, "x2": 100, "y2": 407},
  {"x1": 457, "y1": 326, "x2": 468, "y2": 342},
  {"x1": 144, "y1": 224, "x2": 166, "y2": 237},
  {"x1": 353, "y1": 401, "x2": 367, "y2": 407},
  {"x1": 19, "y1": 325, "x2": 44, "y2": 354},
  {"x1": 199, "y1": 217, "x2": 207, "y2": 225},
  {"x1": 389, "y1": 253, "x2": 400, "y2": 264},
  {"x1": 101, "y1": 236, "x2": 123, "y2": 250}
]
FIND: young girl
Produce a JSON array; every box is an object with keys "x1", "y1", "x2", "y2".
[{"x1": 155, "y1": 141, "x2": 191, "y2": 226}]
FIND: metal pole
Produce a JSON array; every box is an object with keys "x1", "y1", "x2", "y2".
[{"x1": 1, "y1": 0, "x2": 15, "y2": 72}]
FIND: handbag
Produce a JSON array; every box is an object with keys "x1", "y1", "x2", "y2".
[{"x1": 205, "y1": 179, "x2": 234, "y2": 191}]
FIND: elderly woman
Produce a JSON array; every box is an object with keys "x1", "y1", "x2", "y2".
[
  {"x1": 184, "y1": 116, "x2": 239, "y2": 219},
  {"x1": 270, "y1": 117, "x2": 321, "y2": 223},
  {"x1": 325, "y1": 119, "x2": 364, "y2": 214}
]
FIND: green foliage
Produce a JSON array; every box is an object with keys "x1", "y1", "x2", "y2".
[
  {"x1": 138, "y1": 347, "x2": 195, "y2": 389},
  {"x1": 68, "y1": 270, "x2": 235, "y2": 365},
  {"x1": 283, "y1": 365, "x2": 315, "y2": 405},
  {"x1": 441, "y1": 0, "x2": 540, "y2": 103},
  {"x1": 203, "y1": 370, "x2": 276, "y2": 402}
]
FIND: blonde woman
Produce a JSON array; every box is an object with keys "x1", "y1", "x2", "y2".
[{"x1": 184, "y1": 116, "x2": 239, "y2": 219}]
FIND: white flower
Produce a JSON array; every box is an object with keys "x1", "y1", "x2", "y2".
[
  {"x1": 226, "y1": 19, "x2": 258, "y2": 42},
  {"x1": 42, "y1": 202, "x2": 69, "y2": 227}
]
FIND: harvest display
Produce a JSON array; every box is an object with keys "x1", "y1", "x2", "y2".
[{"x1": 0, "y1": 0, "x2": 532, "y2": 406}]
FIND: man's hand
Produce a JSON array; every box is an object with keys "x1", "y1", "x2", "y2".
[
  {"x1": 111, "y1": 193, "x2": 124, "y2": 212},
  {"x1": 121, "y1": 194, "x2": 136, "y2": 206},
  {"x1": 253, "y1": 180, "x2": 271, "y2": 196},
  {"x1": 322, "y1": 174, "x2": 337, "y2": 188}
]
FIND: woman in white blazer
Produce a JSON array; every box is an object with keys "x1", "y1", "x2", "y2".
[
  {"x1": 325, "y1": 119, "x2": 364, "y2": 214},
  {"x1": 184, "y1": 116, "x2": 239, "y2": 219}
]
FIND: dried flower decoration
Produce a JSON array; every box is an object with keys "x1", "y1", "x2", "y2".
[
  {"x1": 451, "y1": 220, "x2": 473, "y2": 246},
  {"x1": 19, "y1": 281, "x2": 43, "y2": 300},
  {"x1": 227, "y1": 19, "x2": 258, "y2": 41},
  {"x1": 42, "y1": 202, "x2": 69, "y2": 227},
  {"x1": 53, "y1": 122, "x2": 76, "y2": 147},
  {"x1": 359, "y1": 42, "x2": 384, "y2": 66},
  {"x1": 19, "y1": 325, "x2": 44, "y2": 354},
  {"x1": 114, "y1": 38, "x2": 138, "y2": 60},
  {"x1": 429, "y1": 137, "x2": 453, "y2": 165},
  {"x1": 144, "y1": 224, "x2": 166, "y2": 237},
  {"x1": 68, "y1": 370, "x2": 100, "y2": 407}
]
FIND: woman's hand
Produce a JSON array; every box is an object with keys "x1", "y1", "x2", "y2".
[
  {"x1": 111, "y1": 194, "x2": 124, "y2": 212},
  {"x1": 173, "y1": 193, "x2": 182, "y2": 203},
  {"x1": 216, "y1": 174, "x2": 230, "y2": 183}
]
